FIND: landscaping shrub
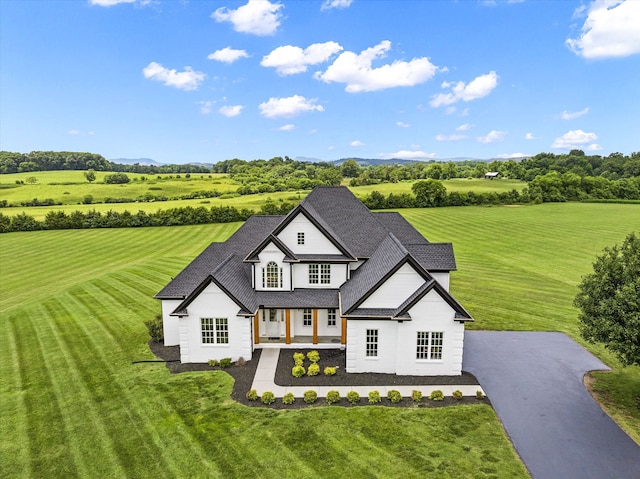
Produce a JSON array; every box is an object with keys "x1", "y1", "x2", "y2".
[
  {"x1": 429, "y1": 390, "x2": 445, "y2": 401},
  {"x1": 324, "y1": 366, "x2": 336, "y2": 376},
  {"x1": 346, "y1": 391, "x2": 360, "y2": 405},
  {"x1": 282, "y1": 393, "x2": 295, "y2": 405},
  {"x1": 207, "y1": 359, "x2": 219, "y2": 367},
  {"x1": 306, "y1": 350, "x2": 320, "y2": 363},
  {"x1": 411, "y1": 390, "x2": 423, "y2": 403},
  {"x1": 476, "y1": 390, "x2": 486, "y2": 400},
  {"x1": 452, "y1": 390, "x2": 464, "y2": 400},
  {"x1": 292, "y1": 365, "x2": 306, "y2": 378},
  {"x1": 104, "y1": 172, "x2": 130, "y2": 184},
  {"x1": 326, "y1": 390, "x2": 340, "y2": 405},
  {"x1": 387, "y1": 390, "x2": 402, "y2": 403},
  {"x1": 235, "y1": 357, "x2": 247, "y2": 367},
  {"x1": 246, "y1": 389, "x2": 258, "y2": 401},
  {"x1": 219, "y1": 357, "x2": 232, "y2": 368},
  {"x1": 368, "y1": 390, "x2": 381, "y2": 404},
  {"x1": 293, "y1": 352, "x2": 305, "y2": 366},
  {"x1": 307, "y1": 363, "x2": 320, "y2": 376},
  {"x1": 261, "y1": 391, "x2": 275, "y2": 405},
  {"x1": 303, "y1": 390, "x2": 318, "y2": 404},
  {"x1": 144, "y1": 314, "x2": 164, "y2": 342}
]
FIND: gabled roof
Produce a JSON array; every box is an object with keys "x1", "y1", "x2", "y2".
[
  {"x1": 406, "y1": 243, "x2": 457, "y2": 271},
  {"x1": 373, "y1": 212, "x2": 429, "y2": 244},
  {"x1": 244, "y1": 234, "x2": 298, "y2": 263}
]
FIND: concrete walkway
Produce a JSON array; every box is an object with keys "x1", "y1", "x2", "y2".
[
  {"x1": 251, "y1": 348, "x2": 484, "y2": 398},
  {"x1": 463, "y1": 331, "x2": 640, "y2": 479}
]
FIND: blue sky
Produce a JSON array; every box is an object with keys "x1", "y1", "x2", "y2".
[{"x1": 1, "y1": 0, "x2": 639, "y2": 164}]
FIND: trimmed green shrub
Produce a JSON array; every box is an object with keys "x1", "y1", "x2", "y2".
[
  {"x1": 207, "y1": 359, "x2": 219, "y2": 367},
  {"x1": 219, "y1": 357, "x2": 232, "y2": 368},
  {"x1": 411, "y1": 390, "x2": 423, "y2": 403},
  {"x1": 246, "y1": 389, "x2": 258, "y2": 401},
  {"x1": 387, "y1": 390, "x2": 402, "y2": 403},
  {"x1": 346, "y1": 391, "x2": 360, "y2": 404},
  {"x1": 292, "y1": 365, "x2": 306, "y2": 378},
  {"x1": 326, "y1": 390, "x2": 340, "y2": 404},
  {"x1": 429, "y1": 390, "x2": 445, "y2": 401},
  {"x1": 452, "y1": 390, "x2": 464, "y2": 400},
  {"x1": 307, "y1": 363, "x2": 320, "y2": 376},
  {"x1": 144, "y1": 314, "x2": 164, "y2": 342},
  {"x1": 293, "y1": 352, "x2": 305, "y2": 366},
  {"x1": 282, "y1": 393, "x2": 295, "y2": 405},
  {"x1": 306, "y1": 350, "x2": 320, "y2": 363},
  {"x1": 324, "y1": 366, "x2": 336, "y2": 376},
  {"x1": 368, "y1": 390, "x2": 381, "y2": 404},
  {"x1": 476, "y1": 390, "x2": 486, "y2": 400},
  {"x1": 303, "y1": 390, "x2": 318, "y2": 404},
  {"x1": 261, "y1": 391, "x2": 275, "y2": 405}
]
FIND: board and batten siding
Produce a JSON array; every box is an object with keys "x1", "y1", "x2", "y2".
[
  {"x1": 177, "y1": 282, "x2": 252, "y2": 363},
  {"x1": 358, "y1": 263, "x2": 424, "y2": 309},
  {"x1": 276, "y1": 213, "x2": 342, "y2": 255},
  {"x1": 161, "y1": 299, "x2": 182, "y2": 346}
]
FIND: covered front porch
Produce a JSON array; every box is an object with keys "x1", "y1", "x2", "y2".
[{"x1": 252, "y1": 307, "x2": 346, "y2": 347}]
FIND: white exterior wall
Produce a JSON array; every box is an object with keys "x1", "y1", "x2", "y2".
[
  {"x1": 359, "y1": 263, "x2": 423, "y2": 309},
  {"x1": 346, "y1": 320, "x2": 398, "y2": 373},
  {"x1": 395, "y1": 290, "x2": 464, "y2": 375},
  {"x1": 277, "y1": 213, "x2": 342, "y2": 255},
  {"x1": 254, "y1": 244, "x2": 291, "y2": 291},
  {"x1": 291, "y1": 263, "x2": 347, "y2": 289},
  {"x1": 430, "y1": 272, "x2": 450, "y2": 291},
  {"x1": 316, "y1": 308, "x2": 341, "y2": 337},
  {"x1": 177, "y1": 283, "x2": 252, "y2": 363},
  {"x1": 161, "y1": 299, "x2": 182, "y2": 346},
  {"x1": 346, "y1": 289, "x2": 464, "y2": 376}
]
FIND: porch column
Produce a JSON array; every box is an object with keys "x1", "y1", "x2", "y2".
[
  {"x1": 341, "y1": 317, "x2": 347, "y2": 345},
  {"x1": 253, "y1": 311, "x2": 260, "y2": 345},
  {"x1": 285, "y1": 309, "x2": 291, "y2": 344},
  {"x1": 312, "y1": 308, "x2": 318, "y2": 344}
]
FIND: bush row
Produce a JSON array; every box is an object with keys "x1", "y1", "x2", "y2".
[{"x1": 246, "y1": 389, "x2": 485, "y2": 405}]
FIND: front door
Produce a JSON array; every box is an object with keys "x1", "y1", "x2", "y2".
[{"x1": 266, "y1": 309, "x2": 280, "y2": 337}]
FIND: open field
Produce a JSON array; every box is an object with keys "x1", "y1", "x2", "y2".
[
  {"x1": 1, "y1": 203, "x2": 639, "y2": 478},
  {"x1": 352, "y1": 178, "x2": 526, "y2": 196},
  {"x1": 1, "y1": 222, "x2": 527, "y2": 478}
]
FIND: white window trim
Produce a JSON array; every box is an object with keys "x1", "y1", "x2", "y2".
[
  {"x1": 365, "y1": 328, "x2": 378, "y2": 359},
  {"x1": 327, "y1": 308, "x2": 337, "y2": 327},
  {"x1": 201, "y1": 317, "x2": 230, "y2": 346},
  {"x1": 416, "y1": 331, "x2": 444, "y2": 361}
]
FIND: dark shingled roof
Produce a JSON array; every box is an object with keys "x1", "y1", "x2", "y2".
[{"x1": 156, "y1": 186, "x2": 468, "y2": 321}]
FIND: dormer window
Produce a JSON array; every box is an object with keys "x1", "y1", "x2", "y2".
[
  {"x1": 262, "y1": 261, "x2": 282, "y2": 288},
  {"x1": 297, "y1": 232, "x2": 305, "y2": 245}
]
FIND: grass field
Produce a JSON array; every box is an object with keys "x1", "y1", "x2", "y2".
[{"x1": 1, "y1": 203, "x2": 639, "y2": 478}]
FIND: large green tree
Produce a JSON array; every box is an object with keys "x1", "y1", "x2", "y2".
[
  {"x1": 412, "y1": 179, "x2": 447, "y2": 207},
  {"x1": 574, "y1": 232, "x2": 640, "y2": 366}
]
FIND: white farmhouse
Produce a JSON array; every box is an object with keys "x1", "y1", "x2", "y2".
[{"x1": 155, "y1": 186, "x2": 472, "y2": 375}]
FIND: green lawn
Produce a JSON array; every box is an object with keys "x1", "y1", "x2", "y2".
[
  {"x1": 350, "y1": 178, "x2": 526, "y2": 196},
  {"x1": 1, "y1": 203, "x2": 639, "y2": 478}
]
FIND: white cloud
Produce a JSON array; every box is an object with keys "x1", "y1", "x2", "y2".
[
  {"x1": 219, "y1": 105, "x2": 243, "y2": 117},
  {"x1": 321, "y1": 0, "x2": 353, "y2": 10},
  {"x1": 89, "y1": 0, "x2": 135, "y2": 6},
  {"x1": 566, "y1": 0, "x2": 640, "y2": 59},
  {"x1": 525, "y1": 132, "x2": 537, "y2": 140},
  {"x1": 477, "y1": 130, "x2": 506, "y2": 143},
  {"x1": 315, "y1": 40, "x2": 439, "y2": 92},
  {"x1": 456, "y1": 123, "x2": 473, "y2": 131},
  {"x1": 261, "y1": 42, "x2": 343, "y2": 75},
  {"x1": 397, "y1": 121, "x2": 410, "y2": 128},
  {"x1": 212, "y1": 0, "x2": 284, "y2": 36},
  {"x1": 382, "y1": 150, "x2": 437, "y2": 159},
  {"x1": 497, "y1": 152, "x2": 528, "y2": 159},
  {"x1": 559, "y1": 107, "x2": 590, "y2": 120},
  {"x1": 430, "y1": 71, "x2": 499, "y2": 107},
  {"x1": 278, "y1": 124, "x2": 296, "y2": 131},
  {"x1": 143, "y1": 62, "x2": 205, "y2": 91},
  {"x1": 351, "y1": 140, "x2": 365, "y2": 147},
  {"x1": 68, "y1": 129, "x2": 80, "y2": 135},
  {"x1": 551, "y1": 129, "x2": 600, "y2": 149},
  {"x1": 259, "y1": 95, "x2": 324, "y2": 118},
  {"x1": 68, "y1": 129, "x2": 95, "y2": 136},
  {"x1": 208, "y1": 47, "x2": 249, "y2": 63},
  {"x1": 435, "y1": 133, "x2": 466, "y2": 141},
  {"x1": 198, "y1": 100, "x2": 215, "y2": 114}
]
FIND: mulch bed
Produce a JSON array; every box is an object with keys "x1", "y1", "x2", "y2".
[{"x1": 148, "y1": 342, "x2": 488, "y2": 410}]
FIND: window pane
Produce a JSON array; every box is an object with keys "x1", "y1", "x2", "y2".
[
  {"x1": 366, "y1": 329, "x2": 378, "y2": 357},
  {"x1": 430, "y1": 332, "x2": 443, "y2": 360},
  {"x1": 327, "y1": 308, "x2": 336, "y2": 326},
  {"x1": 201, "y1": 317, "x2": 215, "y2": 344},
  {"x1": 266, "y1": 261, "x2": 279, "y2": 288},
  {"x1": 297, "y1": 232, "x2": 305, "y2": 245},
  {"x1": 416, "y1": 331, "x2": 429, "y2": 359},
  {"x1": 303, "y1": 308, "x2": 312, "y2": 326},
  {"x1": 320, "y1": 264, "x2": 331, "y2": 284},
  {"x1": 309, "y1": 264, "x2": 318, "y2": 284},
  {"x1": 215, "y1": 318, "x2": 229, "y2": 344}
]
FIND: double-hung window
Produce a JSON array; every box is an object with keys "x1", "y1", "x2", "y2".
[
  {"x1": 366, "y1": 329, "x2": 378, "y2": 357},
  {"x1": 201, "y1": 318, "x2": 229, "y2": 344},
  {"x1": 308, "y1": 264, "x2": 319, "y2": 284},
  {"x1": 327, "y1": 308, "x2": 337, "y2": 327},
  {"x1": 303, "y1": 309, "x2": 312, "y2": 327},
  {"x1": 320, "y1": 264, "x2": 331, "y2": 284},
  {"x1": 416, "y1": 331, "x2": 444, "y2": 360},
  {"x1": 263, "y1": 261, "x2": 282, "y2": 288}
]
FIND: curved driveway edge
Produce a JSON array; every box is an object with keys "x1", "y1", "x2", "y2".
[{"x1": 463, "y1": 331, "x2": 640, "y2": 479}]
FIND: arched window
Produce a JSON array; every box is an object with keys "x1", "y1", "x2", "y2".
[{"x1": 263, "y1": 261, "x2": 282, "y2": 288}]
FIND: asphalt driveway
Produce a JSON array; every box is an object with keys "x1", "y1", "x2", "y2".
[{"x1": 463, "y1": 331, "x2": 640, "y2": 479}]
